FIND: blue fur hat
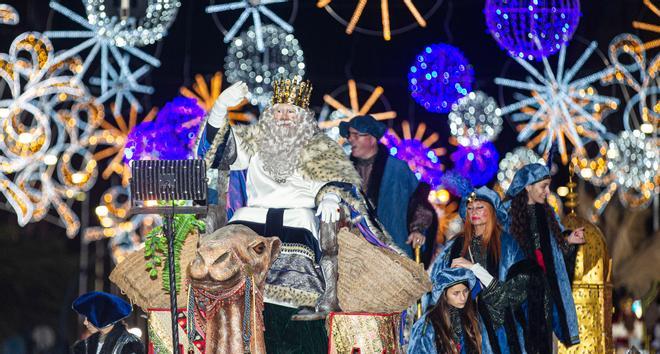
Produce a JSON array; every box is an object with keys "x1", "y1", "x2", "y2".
[
  {"x1": 459, "y1": 186, "x2": 508, "y2": 226},
  {"x1": 505, "y1": 163, "x2": 551, "y2": 198},
  {"x1": 72, "y1": 291, "x2": 132, "y2": 328},
  {"x1": 339, "y1": 115, "x2": 387, "y2": 139},
  {"x1": 431, "y1": 267, "x2": 477, "y2": 304}
]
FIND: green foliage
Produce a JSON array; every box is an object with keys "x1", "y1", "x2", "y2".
[{"x1": 144, "y1": 212, "x2": 205, "y2": 293}]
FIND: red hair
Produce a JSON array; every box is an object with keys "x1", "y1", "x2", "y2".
[{"x1": 461, "y1": 202, "x2": 501, "y2": 264}]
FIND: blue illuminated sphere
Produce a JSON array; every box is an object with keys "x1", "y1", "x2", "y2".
[
  {"x1": 382, "y1": 132, "x2": 444, "y2": 188},
  {"x1": 450, "y1": 142, "x2": 499, "y2": 187},
  {"x1": 408, "y1": 43, "x2": 474, "y2": 113},
  {"x1": 484, "y1": 0, "x2": 581, "y2": 60}
]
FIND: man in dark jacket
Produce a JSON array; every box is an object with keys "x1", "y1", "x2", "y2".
[
  {"x1": 340, "y1": 115, "x2": 437, "y2": 266},
  {"x1": 71, "y1": 291, "x2": 143, "y2": 354}
]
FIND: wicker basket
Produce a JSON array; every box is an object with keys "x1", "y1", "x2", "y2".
[
  {"x1": 109, "y1": 231, "x2": 199, "y2": 311},
  {"x1": 337, "y1": 228, "x2": 431, "y2": 313}
]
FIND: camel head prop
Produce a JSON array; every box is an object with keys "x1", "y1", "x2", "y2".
[{"x1": 188, "y1": 224, "x2": 281, "y2": 354}]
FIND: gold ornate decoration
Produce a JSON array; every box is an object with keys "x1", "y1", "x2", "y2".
[
  {"x1": 327, "y1": 312, "x2": 401, "y2": 354},
  {"x1": 558, "y1": 165, "x2": 613, "y2": 354},
  {"x1": 271, "y1": 78, "x2": 312, "y2": 109}
]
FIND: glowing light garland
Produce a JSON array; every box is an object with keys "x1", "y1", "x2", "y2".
[
  {"x1": 206, "y1": 0, "x2": 294, "y2": 52},
  {"x1": 0, "y1": 4, "x2": 19, "y2": 25},
  {"x1": 449, "y1": 91, "x2": 503, "y2": 147},
  {"x1": 408, "y1": 43, "x2": 474, "y2": 113},
  {"x1": 44, "y1": 1, "x2": 168, "y2": 114},
  {"x1": 179, "y1": 71, "x2": 254, "y2": 124},
  {"x1": 316, "y1": 0, "x2": 440, "y2": 41},
  {"x1": 0, "y1": 32, "x2": 103, "y2": 236},
  {"x1": 484, "y1": 0, "x2": 581, "y2": 61},
  {"x1": 381, "y1": 121, "x2": 446, "y2": 187},
  {"x1": 495, "y1": 42, "x2": 619, "y2": 164},
  {"x1": 495, "y1": 147, "x2": 545, "y2": 193},
  {"x1": 224, "y1": 25, "x2": 306, "y2": 107},
  {"x1": 83, "y1": 185, "x2": 160, "y2": 263}
]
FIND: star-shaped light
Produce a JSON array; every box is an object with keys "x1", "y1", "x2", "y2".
[
  {"x1": 495, "y1": 41, "x2": 620, "y2": 164},
  {"x1": 179, "y1": 71, "x2": 254, "y2": 124},
  {"x1": 317, "y1": 0, "x2": 428, "y2": 41},
  {"x1": 632, "y1": 0, "x2": 660, "y2": 51},
  {"x1": 85, "y1": 104, "x2": 158, "y2": 186},
  {"x1": 206, "y1": 0, "x2": 294, "y2": 52}
]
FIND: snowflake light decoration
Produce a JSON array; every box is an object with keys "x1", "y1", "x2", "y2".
[
  {"x1": 44, "y1": 1, "x2": 169, "y2": 113},
  {"x1": 381, "y1": 121, "x2": 446, "y2": 187},
  {"x1": 495, "y1": 42, "x2": 620, "y2": 164},
  {"x1": 449, "y1": 91, "x2": 503, "y2": 147},
  {"x1": 632, "y1": 0, "x2": 660, "y2": 52},
  {"x1": 408, "y1": 43, "x2": 474, "y2": 113},
  {"x1": 179, "y1": 71, "x2": 254, "y2": 124},
  {"x1": 484, "y1": 0, "x2": 581, "y2": 60},
  {"x1": 206, "y1": 0, "x2": 294, "y2": 52},
  {"x1": 318, "y1": 79, "x2": 397, "y2": 146},
  {"x1": 450, "y1": 141, "x2": 499, "y2": 187},
  {"x1": 224, "y1": 25, "x2": 306, "y2": 107},
  {"x1": 84, "y1": 104, "x2": 158, "y2": 186},
  {"x1": 316, "y1": 0, "x2": 440, "y2": 41},
  {"x1": 83, "y1": 185, "x2": 160, "y2": 264},
  {"x1": 0, "y1": 4, "x2": 19, "y2": 25},
  {"x1": 0, "y1": 32, "x2": 104, "y2": 236}
]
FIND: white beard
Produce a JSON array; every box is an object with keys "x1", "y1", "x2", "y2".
[{"x1": 255, "y1": 108, "x2": 318, "y2": 183}]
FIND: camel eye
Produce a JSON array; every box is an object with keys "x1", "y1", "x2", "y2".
[{"x1": 253, "y1": 242, "x2": 266, "y2": 255}]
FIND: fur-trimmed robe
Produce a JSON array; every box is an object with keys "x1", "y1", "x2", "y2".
[{"x1": 198, "y1": 122, "x2": 396, "y2": 248}]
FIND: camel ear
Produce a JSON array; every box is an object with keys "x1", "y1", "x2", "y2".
[{"x1": 267, "y1": 237, "x2": 281, "y2": 263}]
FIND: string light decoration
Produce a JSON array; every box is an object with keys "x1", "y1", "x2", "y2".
[
  {"x1": 179, "y1": 71, "x2": 254, "y2": 124},
  {"x1": 84, "y1": 185, "x2": 160, "y2": 263},
  {"x1": 450, "y1": 141, "x2": 499, "y2": 187},
  {"x1": 224, "y1": 25, "x2": 306, "y2": 107},
  {"x1": 206, "y1": 0, "x2": 295, "y2": 52},
  {"x1": 570, "y1": 138, "x2": 611, "y2": 186},
  {"x1": 632, "y1": 0, "x2": 660, "y2": 51},
  {"x1": 495, "y1": 42, "x2": 619, "y2": 164},
  {"x1": 449, "y1": 91, "x2": 503, "y2": 147},
  {"x1": 124, "y1": 97, "x2": 205, "y2": 163},
  {"x1": 44, "y1": 1, "x2": 168, "y2": 113},
  {"x1": 318, "y1": 79, "x2": 397, "y2": 146},
  {"x1": 601, "y1": 34, "x2": 659, "y2": 134},
  {"x1": 316, "y1": 0, "x2": 441, "y2": 41},
  {"x1": 408, "y1": 43, "x2": 474, "y2": 113},
  {"x1": 484, "y1": 0, "x2": 581, "y2": 61},
  {"x1": 0, "y1": 4, "x2": 19, "y2": 25},
  {"x1": 381, "y1": 121, "x2": 446, "y2": 187},
  {"x1": 84, "y1": 104, "x2": 159, "y2": 186},
  {"x1": 0, "y1": 32, "x2": 104, "y2": 236}
]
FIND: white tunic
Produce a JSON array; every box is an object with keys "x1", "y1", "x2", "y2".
[{"x1": 228, "y1": 131, "x2": 326, "y2": 239}]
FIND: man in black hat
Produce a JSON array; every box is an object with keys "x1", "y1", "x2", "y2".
[
  {"x1": 71, "y1": 291, "x2": 144, "y2": 354},
  {"x1": 340, "y1": 115, "x2": 437, "y2": 266}
]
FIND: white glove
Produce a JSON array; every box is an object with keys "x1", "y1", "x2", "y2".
[
  {"x1": 470, "y1": 263, "x2": 495, "y2": 287},
  {"x1": 208, "y1": 81, "x2": 249, "y2": 127},
  {"x1": 315, "y1": 193, "x2": 341, "y2": 223}
]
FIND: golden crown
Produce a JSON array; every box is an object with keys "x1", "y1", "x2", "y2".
[{"x1": 271, "y1": 78, "x2": 313, "y2": 109}]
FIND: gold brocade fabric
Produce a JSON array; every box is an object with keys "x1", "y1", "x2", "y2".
[
  {"x1": 148, "y1": 309, "x2": 204, "y2": 354},
  {"x1": 327, "y1": 312, "x2": 401, "y2": 354}
]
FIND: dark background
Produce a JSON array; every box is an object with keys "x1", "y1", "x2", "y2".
[{"x1": 0, "y1": 0, "x2": 653, "y2": 352}]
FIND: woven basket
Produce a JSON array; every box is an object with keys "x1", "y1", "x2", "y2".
[
  {"x1": 109, "y1": 231, "x2": 199, "y2": 312},
  {"x1": 337, "y1": 228, "x2": 431, "y2": 313}
]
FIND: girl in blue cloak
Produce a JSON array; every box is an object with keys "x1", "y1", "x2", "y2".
[
  {"x1": 430, "y1": 186, "x2": 538, "y2": 354},
  {"x1": 506, "y1": 163, "x2": 584, "y2": 353},
  {"x1": 408, "y1": 267, "x2": 482, "y2": 353}
]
